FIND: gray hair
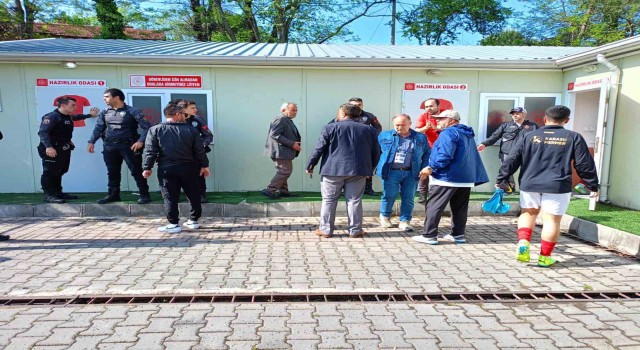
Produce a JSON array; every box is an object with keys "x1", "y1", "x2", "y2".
[
  {"x1": 280, "y1": 102, "x2": 297, "y2": 112},
  {"x1": 392, "y1": 114, "x2": 411, "y2": 122}
]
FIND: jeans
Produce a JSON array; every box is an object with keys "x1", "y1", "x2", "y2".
[{"x1": 380, "y1": 169, "x2": 418, "y2": 222}]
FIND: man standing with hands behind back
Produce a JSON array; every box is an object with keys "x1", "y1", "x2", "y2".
[{"x1": 262, "y1": 102, "x2": 301, "y2": 199}]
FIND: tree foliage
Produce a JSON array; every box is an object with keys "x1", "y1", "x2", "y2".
[
  {"x1": 509, "y1": 0, "x2": 640, "y2": 47},
  {"x1": 93, "y1": 0, "x2": 126, "y2": 39},
  {"x1": 397, "y1": 0, "x2": 511, "y2": 45},
  {"x1": 479, "y1": 29, "x2": 536, "y2": 46},
  {"x1": 177, "y1": 0, "x2": 388, "y2": 43}
]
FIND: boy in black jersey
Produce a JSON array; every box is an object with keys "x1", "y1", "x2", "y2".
[{"x1": 497, "y1": 105, "x2": 598, "y2": 267}]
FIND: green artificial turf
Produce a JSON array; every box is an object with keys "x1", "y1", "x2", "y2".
[
  {"x1": 566, "y1": 198, "x2": 640, "y2": 235},
  {"x1": 0, "y1": 191, "x2": 516, "y2": 205}
]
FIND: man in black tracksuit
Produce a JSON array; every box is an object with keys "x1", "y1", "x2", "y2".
[
  {"x1": 496, "y1": 105, "x2": 598, "y2": 268},
  {"x1": 479, "y1": 107, "x2": 539, "y2": 192},
  {"x1": 88, "y1": 88, "x2": 152, "y2": 204},
  {"x1": 142, "y1": 103, "x2": 210, "y2": 234},
  {"x1": 38, "y1": 96, "x2": 98, "y2": 203}
]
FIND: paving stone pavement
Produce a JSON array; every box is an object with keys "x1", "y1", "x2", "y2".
[{"x1": 1, "y1": 216, "x2": 640, "y2": 349}]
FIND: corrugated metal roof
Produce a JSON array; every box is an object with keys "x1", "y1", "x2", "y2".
[{"x1": 0, "y1": 38, "x2": 592, "y2": 68}]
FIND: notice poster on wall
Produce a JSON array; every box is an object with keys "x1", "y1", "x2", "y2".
[
  {"x1": 35, "y1": 78, "x2": 108, "y2": 192},
  {"x1": 402, "y1": 82, "x2": 471, "y2": 126}
]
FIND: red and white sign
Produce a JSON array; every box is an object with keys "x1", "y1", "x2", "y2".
[
  {"x1": 129, "y1": 75, "x2": 202, "y2": 88},
  {"x1": 36, "y1": 78, "x2": 106, "y2": 87},
  {"x1": 569, "y1": 73, "x2": 609, "y2": 92},
  {"x1": 404, "y1": 82, "x2": 468, "y2": 91}
]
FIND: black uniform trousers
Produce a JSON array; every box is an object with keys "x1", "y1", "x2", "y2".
[
  {"x1": 38, "y1": 143, "x2": 71, "y2": 195},
  {"x1": 423, "y1": 185, "x2": 471, "y2": 238},
  {"x1": 102, "y1": 142, "x2": 149, "y2": 192},
  {"x1": 158, "y1": 164, "x2": 202, "y2": 224},
  {"x1": 498, "y1": 152, "x2": 516, "y2": 188}
]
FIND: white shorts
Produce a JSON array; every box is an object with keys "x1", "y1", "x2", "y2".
[{"x1": 519, "y1": 191, "x2": 572, "y2": 216}]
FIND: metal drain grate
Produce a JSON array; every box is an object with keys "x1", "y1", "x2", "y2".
[{"x1": 1, "y1": 291, "x2": 639, "y2": 307}]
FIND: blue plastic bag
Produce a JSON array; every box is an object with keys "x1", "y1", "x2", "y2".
[{"x1": 482, "y1": 189, "x2": 511, "y2": 214}]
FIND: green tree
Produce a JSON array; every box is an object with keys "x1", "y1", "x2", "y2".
[
  {"x1": 93, "y1": 0, "x2": 126, "y2": 39},
  {"x1": 517, "y1": 0, "x2": 640, "y2": 46},
  {"x1": 480, "y1": 29, "x2": 537, "y2": 46},
  {"x1": 397, "y1": 0, "x2": 511, "y2": 45},
  {"x1": 180, "y1": 0, "x2": 387, "y2": 43}
]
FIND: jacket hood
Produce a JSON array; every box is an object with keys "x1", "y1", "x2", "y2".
[{"x1": 452, "y1": 124, "x2": 475, "y2": 138}]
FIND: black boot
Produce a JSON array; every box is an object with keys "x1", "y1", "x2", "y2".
[
  {"x1": 44, "y1": 193, "x2": 65, "y2": 203},
  {"x1": 97, "y1": 188, "x2": 121, "y2": 204},
  {"x1": 364, "y1": 178, "x2": 379, "y2": 196},
  {"x1": 138, "y1": 190, "x2": 151, "y2": 204},
  {"x1": 201, "y1": 193, "x2": 208, "y2": 203},
  {"x1": 55, "y1": 192, "x2": 79, "y2": 200}
]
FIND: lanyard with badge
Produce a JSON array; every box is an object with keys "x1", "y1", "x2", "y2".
[{"x1": 394, "y1": 135, "x2": 413, "y2": 164}]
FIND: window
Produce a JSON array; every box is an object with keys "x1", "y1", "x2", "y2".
[
  {"x1": 478, "y1": 93, "x2": 561, "y2": 142},
  {"x1": 124, "y1": 89, "x2": 213, "y2": 127}
]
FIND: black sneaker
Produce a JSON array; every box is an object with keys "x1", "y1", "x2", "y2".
[
  {"x1": 279, "y1": 192, "x2": 298, "y2": 197},
  {"x1": 44, "y1": 194, "x2": 65, "y2": 204},
  {"x1": 138, "y1": 194, "x2": 151, "y2": 204},
  {"x1": 260, "y1": 189, "x2": 280, "y2": 199},
  {"x1": 364, "y1": 189, "x2": 380, "y2": 196},
  {"x1": 0, "y1": 235, "x2": 10, "y2": 241},
  {"x1": 56, "y1": 193, "x2": 79, "y2": 200}
]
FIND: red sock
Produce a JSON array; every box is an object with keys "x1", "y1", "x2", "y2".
[
  {"x1": 517, "y1": 227, "x2": 532, "y2": 242},
  {"x1": 540, "y1": 240, "x2": 557, "y2": 256}
]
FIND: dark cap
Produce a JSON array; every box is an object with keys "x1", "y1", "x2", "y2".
[{"x1": 510, "y1": 107, "x2": 527, "y2": 114}]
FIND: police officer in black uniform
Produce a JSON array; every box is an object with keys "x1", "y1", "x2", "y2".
[
  {"x1": 478, "y1": 107, "x2": 540, "y2": 192},
  {"x1": 88, "y1": 88, "x2": 152, "y2": 204},
  {"x1": 174, "y1": 100, "x2": 214, "y2": 203},
  {"x1": 143, "y1": 103, "x2": 210, "y2": 234},
  {"x1": 38, "y1": 96, "x2": 98, "y2": 203},
  {"x1": 348, "y1": 97, "x2": 382, "y2": 196}
]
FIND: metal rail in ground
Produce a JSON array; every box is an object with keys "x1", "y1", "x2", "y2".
[{"x1": 1, "y1": 291, "x2": 639, "y2": 307}]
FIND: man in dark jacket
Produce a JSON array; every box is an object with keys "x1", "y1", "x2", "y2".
[
  {"x1": 38, "y1": 96, "x2": 98, "y2": 203},
  {"x1": 412, "y1": 110, "x2": 489, "y2": 245},
  {"x1": 88, "y1": 88, "x2": 152, "y2": 204},
  {"x1": 497, "y1": 105, "x2": 598, "y2": 268},
  {"x1": 306, "y1": 103, "x2": 380, "y2": 238},
  {"x1": 142, "y1": 104, "x2": 210, "y2": 234},
  {"x1": 348, "y1": 97, "x2": 383, "y2": 196},
  {"x1": 478, "y1": 107, "x2": 539, "y2": 192},
  {"x1": 262, "y1": 102, "x2": 301, "y2": 199}
]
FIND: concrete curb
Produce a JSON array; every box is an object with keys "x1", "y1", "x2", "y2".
[
  {"x1": 561, "y1": 215, "x2": 640, "y2": 257},
  {"x1": 0, "y1": 201, "x2": 520, "y2": 218}
]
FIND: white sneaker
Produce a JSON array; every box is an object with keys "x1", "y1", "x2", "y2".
[
  {"x1": 441, "y1": 234, "x2": 466, "y2": 244},
  {"x1": 379, "y1": 215, "x2": 392, "y2": 228},
  {"x1": 411, "y1": 235, "x2": 438, "y2": 245},
  {"x1": 157, "y1": 224, "x2": 181, "y2": 234},
  {"x1": 399, "y1": 221, "x2": 414, "y2": 232},
  {"x1": 183, "y1": 220, "x2": 199, "y2": 229}
]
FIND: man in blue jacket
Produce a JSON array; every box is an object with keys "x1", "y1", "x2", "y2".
[
  {"x1": 497, "y1": 105, "x2": 598, "y2": 268},
  {"x1": 306, "y1": 103, "x2": 380, "y2": 238},
  {"x1": 412, "y1": 110, "x2": 489, "y2": 245},
  {"x1": 376, "y1": 114, "x2": 430, "y2": 232}
]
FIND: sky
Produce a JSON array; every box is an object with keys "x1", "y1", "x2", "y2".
[{"x1": 340, "y1": 0, "x2": 526, "y2": 46}]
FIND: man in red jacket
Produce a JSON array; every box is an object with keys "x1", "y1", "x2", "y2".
[{"x1": 414, "y1": 98, "x2": 448, "y2": 204}]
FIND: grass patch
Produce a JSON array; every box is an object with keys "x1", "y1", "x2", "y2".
[
  {"x1": 566, "y1": 198, "x2": 640, "y2": 235},
  {"x1": 0, "y1": 191, "x2": 513, "y2": 205}
]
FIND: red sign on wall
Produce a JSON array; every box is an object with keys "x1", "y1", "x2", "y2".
[
  {"x1": 36, "y1": 78, "x2": 106, "y2": 87},
  {"x1": 129, "y1": 75, "x2": 202, "y2": 88}
]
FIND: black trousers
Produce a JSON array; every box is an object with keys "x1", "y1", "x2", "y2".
[
  {"x1": 158, "y1": 164, "x2": 202, "y2": 224},
  {"x1": 102, "y1": 142, "x2": 149, "y2": 192},
  {"x1": 38, "y1": 143, "x2": 71, "y2": 194},
  {"x1": 198, "y1": 175, "x2": 207, "y2": 195},
  {"x1": 498, "y1": 153, "x2": 516, "y2": 188},
  {"x1": 423, "y1": 185, "x2": 471, "y2": 238}
]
